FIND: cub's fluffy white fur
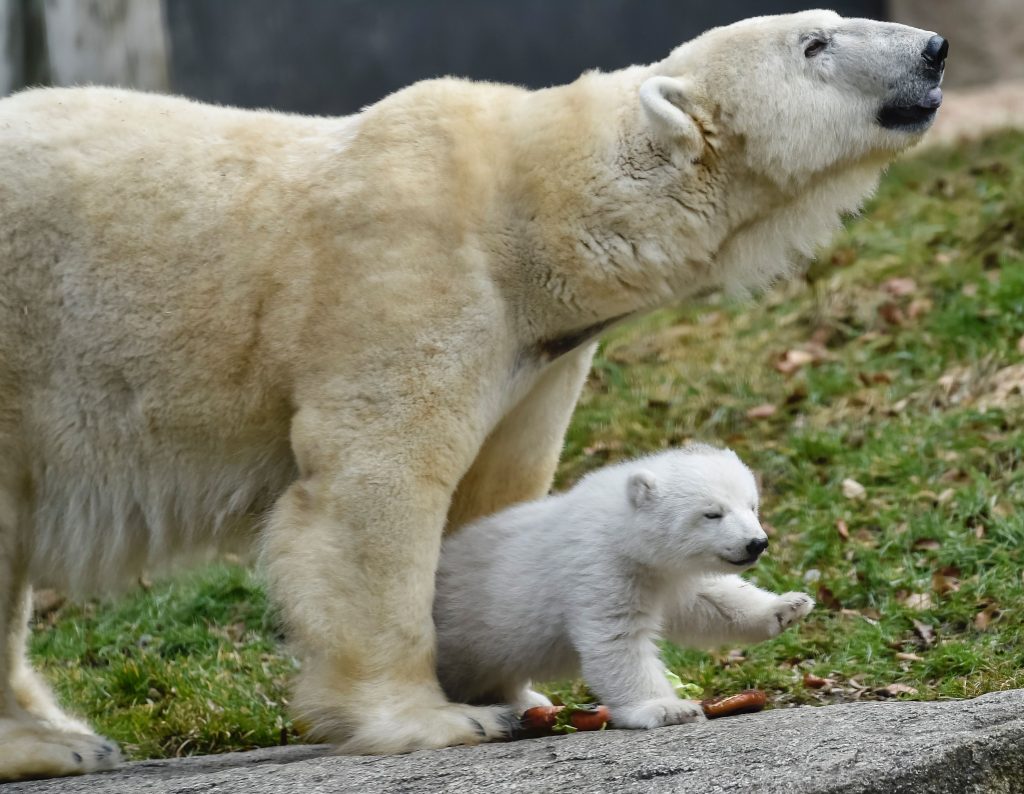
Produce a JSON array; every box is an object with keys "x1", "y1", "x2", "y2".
[{"x1": 435, "y1": 447, "x2": 814, "y2": 725}]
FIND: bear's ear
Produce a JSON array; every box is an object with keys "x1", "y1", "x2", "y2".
[
  {"x1": 627, "y1": 470, "x2": 658, "y2": 509},
  {"x1": 639, "y1": 76, "x2": 702, "y2": 154}
]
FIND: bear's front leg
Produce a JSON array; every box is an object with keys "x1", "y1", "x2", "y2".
[
  {"x1": 664, "y1": 575, "x2": 815, "y2": 649},
  {"x1": 573, "y1": 611, "x2": 705, "y2": 730},
  {"x1": 262, "y1": 398, "x2": 515, "y2": 754}
]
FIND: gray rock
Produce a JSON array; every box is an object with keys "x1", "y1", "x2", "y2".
[{"x1": 9, "y1": 690, "x2": 1024, "y2": 793}]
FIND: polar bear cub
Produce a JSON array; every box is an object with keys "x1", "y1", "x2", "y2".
[{"x1": 434, "y1": 445, "x2": 814, "y2": 728}]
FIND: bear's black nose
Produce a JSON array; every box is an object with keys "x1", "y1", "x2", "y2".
[
  {"x1": 745, "y1": 538, "x2": 769, "y2": 558},
  {"x1": 923, "y1": 35, "x2": 948, "y2": 69}
]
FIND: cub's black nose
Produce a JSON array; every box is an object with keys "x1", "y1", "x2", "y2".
[
  {"x1": 746, "y1": 538, "x2": 769, "y2": 558},
  {"x1": 923, "y1": 35, "x2": 949, "y2": 69}
]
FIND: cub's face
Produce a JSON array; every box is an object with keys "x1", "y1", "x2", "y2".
[
  {"x1": 646, "y1": 10, "x2": 947, "y2": 181},
  {"x1": 626, "y1": 451, "x2": 769, "y2": 573}
]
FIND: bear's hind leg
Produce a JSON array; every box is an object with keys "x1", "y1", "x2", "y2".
[{"x1": 0, "y1": 486, "x2": 121, "y2": 781}]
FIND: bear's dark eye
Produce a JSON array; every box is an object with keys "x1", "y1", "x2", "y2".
[
  {"x1": 704, "y1": 512, "x2": 724, "y2": 520},
  {"x1": 804, "y1": 37, "x2": 828, "y2": 58}
]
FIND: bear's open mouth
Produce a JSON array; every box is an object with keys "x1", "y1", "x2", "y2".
[{"x1": 877, "y1": 87, "x2": 943, "y2": 131}]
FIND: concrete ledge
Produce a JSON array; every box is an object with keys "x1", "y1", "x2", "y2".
[{"x1": 9, "y1": 690, "x2": 1024, "y2": 793}]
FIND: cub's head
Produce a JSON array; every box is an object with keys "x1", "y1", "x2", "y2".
[
  {"x1": 643, "y1": 9, "x2": 947, "y2": 182},
  {"x1": 625, "y1": 446, "x2": 768, "y2": 574}
]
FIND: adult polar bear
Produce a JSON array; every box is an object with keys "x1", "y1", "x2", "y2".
[{"x1": 0, "y1": 9, "x2": 944, "y2": 778}]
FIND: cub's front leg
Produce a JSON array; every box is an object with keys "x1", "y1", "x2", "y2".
[
  {"x1": 664, "y1": 575, "x2": 815, "y2": 649},
  {"x1": 573, "y1": 611, "x2": 705, "y2": 730}
]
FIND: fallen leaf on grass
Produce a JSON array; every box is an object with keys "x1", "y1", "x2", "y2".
[
  {"x1": 876, "y1": 683, "x2": 918, "y2": 697},
  {"x1": 932, "y1": 570, "x2": 961, "y2": 596},
  {"x1": 895, "y1": 652, "x2": 924, "y2": 662},
  {"x1": 912, "y1": 619, "x2": 936, "y2": 646},
  {"x1": 583, "y1": 440, "x2": 623, "y2": 457},
  {"x1": 836, "y1": 519, "x2": 850, "y2": 541},
  {"x1": 746, "y1": 403, "x2": 777, "y2": 420},
  {"x1": 858, "y1": 371, "x2": 894, "y2": 386},
  {"x1": 901, "y1": 592, "x2": 932, "y2": 611},
  {"x1": 907, "y1": 298, "x2": 933, "y2": 320},
  {"x1": 977, "y1": 363, "x2": 1024, "y2": 410},
  {"x1": 803, "y1": 673, "x2": 833, "y2": 689},
  {"x1": 878, "y1": 302, "x2": 906, "y2": 326},
  {"x1": 841, "y1": 478, "x2": 867, "y2": 500},
  {"x1": 912, "y1": 538, "x2": 941, "y2": 551},
  {"x1": 975, "y1": 605, "x2": 1001, "y2": 631},
  {"x1": 882, "y1": 277, "x2": 918, "y2": 297},
  {"x1": 774, "y1": 349, "x2": 817, "y2": 375},
  {"x1": 816, "y1": 585, "x2": 842, "y2": 611}
]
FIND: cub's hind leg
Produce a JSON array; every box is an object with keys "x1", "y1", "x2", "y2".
[{"x1": 0, "y1": 486, "x2": 121, "y2": 781}]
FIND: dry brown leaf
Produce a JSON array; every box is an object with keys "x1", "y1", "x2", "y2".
[
  {"x1": 912, "y1": 619, "x2": 936, "y2": 645},
  {"x1": 977, "y1": 363, "x2": 1024, "y2": 410},
  {"x1": 878, "y1": 302, "x2": 906, "y2": 326},
  {"x1": 902, "y1": 592, "x2": 932, "y2": 611},
  {"x1": 975, "y1": 605, "x2": 1000, "y2": 631},
  {"x1": 746, "y1": 403, "x2": 777, "y2": 420},
  {"x1": 974, "y1": 524, "x2": 986, "y2": 540},
  {"x1": 912, "y1": 538, "x2": 941, "y2": 551},
  {"x1": 841, "y1": 478, "x2": 867, "y2": 500},
  {"x1": 774, "y1": 348, "x2": 816, "y2": 375},
  {"x1": 931, "y1": 570, "x2": 961, "y2": 596},
  {"x1": 876, "y1": 683, "x2": 918, "y2": 697},
  {"x1": 882, "y1": 277, "x2": 918, "y2": 297},
  {"x1": 907, "y1": 298, "x2": 933, "y2": 320},
  {"x1": 895, "y1": 652, "x2": 924, "y2": 662},
  {"x1": 939, "y1": 468, "x2": 968, "y2": 483},
  {"x1": 836, "y1": 519, "x2": 850, "y2": 541},
  {"x1": 816, "y1": 585, "x2": 842, "y2": 611}
]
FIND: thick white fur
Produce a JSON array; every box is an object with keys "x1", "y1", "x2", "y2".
[
  {"x1": 435, "y1": 447, "x2": 814, "y2": 725},
  {"x1": 0, "y1": 10, "x2": 938, "y2": 778}
]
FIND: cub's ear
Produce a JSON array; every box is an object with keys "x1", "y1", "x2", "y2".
[
  {"x1": 627, "y1": 470, "x2": 658, "y2": 509},
  {"x1": 639, "y1": 76, "x2": 702, "y2": 153}
]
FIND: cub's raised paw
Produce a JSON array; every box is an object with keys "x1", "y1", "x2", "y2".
[
  {"x1": 611, "y1": 697, "x2": 706, "y2": 730},
  {"x1": 0, "y1": 719, "x2": 122, "y2": 781},
  {"x1": 775, "y1": 592, "x2": 815, "y2": 630}
]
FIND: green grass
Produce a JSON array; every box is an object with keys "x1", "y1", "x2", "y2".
[{"x1": 31, "y1": 130, "x2": 1024, "y2": 757}]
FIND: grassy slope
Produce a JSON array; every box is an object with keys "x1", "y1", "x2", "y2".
[{"x1": 31, "y1": 131, "x2": 1024, "y2": 759}]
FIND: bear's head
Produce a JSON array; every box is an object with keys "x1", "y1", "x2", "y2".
[
  {"x1": 625, "y1": 446, "x2": 769, "y2": 574},
  {"x1": 642, "y1": 9, "x2": 947, "y2": 184}
]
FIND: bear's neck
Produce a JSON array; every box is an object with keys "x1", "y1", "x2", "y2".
[
  {"x1": 499, "y1": 69, "x2": 740, "y2": 339},
  {"x1": 497, "y1": 70, "x2": 884, "y2": 350}
]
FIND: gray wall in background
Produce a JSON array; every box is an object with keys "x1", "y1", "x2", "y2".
[{"x1": 165, "y1": 0, "x2": 885, "y2": 116}]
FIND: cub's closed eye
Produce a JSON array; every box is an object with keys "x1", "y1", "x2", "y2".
[
  {"x1": 804, "y1": 38, "x2": 828, "y2": 58},
  {"x1": 703, "y1": 512, "x2": 724, "y2": 520}
]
